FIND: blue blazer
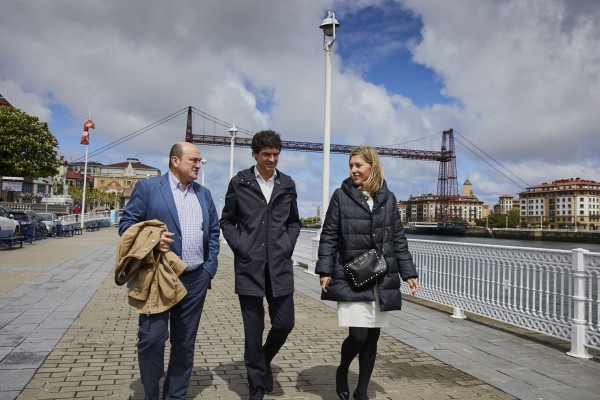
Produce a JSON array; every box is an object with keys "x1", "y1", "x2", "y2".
[{"x1": 119, "y1": 173, "x2": 220, "y2": 278}]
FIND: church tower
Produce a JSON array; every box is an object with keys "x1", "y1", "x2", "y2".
[{"x1": 463, "y1": 178, "x2": 474, "y2": 197}]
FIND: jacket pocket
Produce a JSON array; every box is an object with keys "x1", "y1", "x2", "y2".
[{"x1": 277, "y1": 229, "x2": 293, "y2": 258}]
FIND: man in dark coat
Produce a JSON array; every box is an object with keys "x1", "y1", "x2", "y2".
[{"x1": 220, "y1": 130, "x2": 301, "y2": 400}]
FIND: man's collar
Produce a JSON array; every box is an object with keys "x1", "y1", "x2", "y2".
[
  {"x1": 254, "y1": 166, "x2": 277, "y2": 182},
  {"x1": 168, "y1": 171, "x2": 194, "y2": 191}
]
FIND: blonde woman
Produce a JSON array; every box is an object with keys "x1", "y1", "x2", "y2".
[{"x1": 316, "y1": 146, "x2": 418, "y2": 400}]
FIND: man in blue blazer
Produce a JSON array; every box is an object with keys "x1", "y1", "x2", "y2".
[{"x1": 119, "y1": 141, "x2": 220, "y2": 400}]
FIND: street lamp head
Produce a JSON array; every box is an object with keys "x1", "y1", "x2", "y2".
[
  {"x1": 200, "y1": 158, "x2": 207, "y2": 167},
  {"x1": 320, "y1": 10, "x2": 340, "y2": 38},
  {"x1": 228, "y1": 124, "x2": 238, "y2": 138}
]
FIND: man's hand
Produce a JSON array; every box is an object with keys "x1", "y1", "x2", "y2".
[{"x1": 158, "y1": 231, "x2": 175, "y2": 253}]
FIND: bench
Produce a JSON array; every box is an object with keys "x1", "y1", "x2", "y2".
[
  {"x1": 85, "y1": 221, "x2": 100, "y2": 232},
  {"x1": 61, "y1": 224, "x2": 82, "y2": 237},
  {"x1": 0, "y1": 229, "x2": 25, "y2": 249}
]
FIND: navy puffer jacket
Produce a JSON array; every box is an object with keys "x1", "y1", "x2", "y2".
[{"x1": 315, "y1": 178, "x2": 417, "y2": 311}]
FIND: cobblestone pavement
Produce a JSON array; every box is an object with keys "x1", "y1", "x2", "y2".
[{"x1": 2, "y1": 229, "x2": 599, "y2": 399}]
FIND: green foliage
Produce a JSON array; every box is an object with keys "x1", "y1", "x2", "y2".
[
  {"x1": 69, "y1": 186, "x2": 83, "y2": 205},
  {"x1": 0, "y1": 106, "x2": 59, "y2": 177},
  {"x1": 477, "y1": 208, "x2": 520, "y2": 228},
  {"x1": 507, "y1": 208, "x2": 520, "y2": 227},
  {"x1": 68, "y1": 185, "x2": 120, "y2": 211},
  {"x1": 301, "y1": 216, "x2": 321, "y2": 227}
]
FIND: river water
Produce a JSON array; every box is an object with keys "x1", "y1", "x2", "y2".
[
  {"x1": 405, "y1": 233, "x2": 600, "y2": 252},
  {"x1": 301, "y1": 228, "x2": 600, "y2": 252}
]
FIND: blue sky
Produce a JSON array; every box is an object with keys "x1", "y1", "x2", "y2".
[
  {"x1": 1, "y1": 0, "x2": 599, "y2": 217},
  {"x1": 335, "y1": 3, "x2": 450, "y2": 108}
]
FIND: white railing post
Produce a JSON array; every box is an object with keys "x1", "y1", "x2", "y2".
[
  {"x1": 451, "y1": 307, "x2": 466, "y2": 319},
  {"x1": 305, "y1": 231, "x2": 321, "y2": 275},
  {"x1": 567, "y1": 248, "x2": 592, "y2": 358}
]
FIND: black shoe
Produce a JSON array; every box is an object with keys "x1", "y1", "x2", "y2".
[
  {"x1": 336, "y1": 391, "x2": 350, "y2": 400},
  {"x1": 265, "y1": 363, "x2": 273, "y2": 393},
  {"x1": 353, "y1": 389, "x2": 368, "y2": 400},
  {"x1": 336, "y1": 366, "x2": 349, "y2": 399}
]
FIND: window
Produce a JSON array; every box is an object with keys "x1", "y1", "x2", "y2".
[{"x1": 22, "y1": 182, "x2": 33, "y2": 193}]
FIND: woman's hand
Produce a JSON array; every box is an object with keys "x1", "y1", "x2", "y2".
[
  {"x1": 406, "y1": 278, "x2": 418, "y2": 295},
  {"x1": 320, "y1": 276, "x2": 332, "y2": 292}
]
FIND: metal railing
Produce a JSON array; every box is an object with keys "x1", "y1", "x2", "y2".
[
  {"x1": 292, "y1": 229, "x2": 600, "y2": 358},
  {"x1": 59, "y1": 211, "x2": 111, "y2": 227}
]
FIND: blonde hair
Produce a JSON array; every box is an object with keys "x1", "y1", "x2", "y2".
[{"x1": 349, "y1": 146, "x2": 384, "y2": 194}]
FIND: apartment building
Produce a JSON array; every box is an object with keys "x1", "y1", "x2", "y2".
[
  {"x1": 519, "y1": 177, "x2": 600, "y2": 230},
  {"x1": 398, "y1": 179, "x2": 485, "y2": 225}
]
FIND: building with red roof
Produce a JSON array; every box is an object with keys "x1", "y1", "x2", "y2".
[{"x1": 519, "y1": 178, "x2": 600, "y2": 230}]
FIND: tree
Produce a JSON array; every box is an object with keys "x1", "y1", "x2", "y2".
[
  {"x1": 68, "y1": 185, "x2": 121, "y2": 211},
  {"x1": 507, "y1": 208, "x2": 520, "y2": 227},
  {"x1": 477, "y1": 208, "x2": 521, "y2": 228},
  {"x1": 0, "y1": 106, "x2": 59, "y2": 177},
  {"x1": 68, "y1": 186, "x2": 83, "y2": 206}
]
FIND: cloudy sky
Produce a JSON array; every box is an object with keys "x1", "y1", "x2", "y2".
[{"x1": 1, "y1": 0, "x2": 599, "y2": 217}]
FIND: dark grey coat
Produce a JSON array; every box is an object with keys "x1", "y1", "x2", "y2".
[
  {"x1": 315, "y1": 178, "x2": 418, "y2": 311},
  {"x1": 220, "y1": 167, "x2": 301, "y2": 297}
]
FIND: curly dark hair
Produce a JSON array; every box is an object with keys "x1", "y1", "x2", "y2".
[{"x1": 251, "y1": 130, "x2": 282, "y2": 153}]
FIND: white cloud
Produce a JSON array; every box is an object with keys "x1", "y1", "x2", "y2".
[{"x1": 403, "y1": 0, "x2": 600, "y2": 163}]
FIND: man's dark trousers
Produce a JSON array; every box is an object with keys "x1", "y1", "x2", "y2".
[
  {"x1": 239, "y1": 269, "x2": 295, "y2": 400},
  {"x1": 137, "y1": 267, "x2": 211, "y2": 400}
]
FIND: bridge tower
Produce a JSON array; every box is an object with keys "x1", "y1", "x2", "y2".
[
  {"x1": 185, "y1": 106, "x2": 193, "y2": 143},
  {"x1": 435, "y1": 129, "x2": 461, "y2": 221}
]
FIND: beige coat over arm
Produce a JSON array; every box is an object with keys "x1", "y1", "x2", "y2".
[{"x1": 115, "y1": 219, "x2": 188, "y2": 315}]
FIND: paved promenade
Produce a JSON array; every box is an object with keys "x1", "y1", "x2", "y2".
[{"x1": 0, "y1": 228, "x2": 599, "y2": 399}]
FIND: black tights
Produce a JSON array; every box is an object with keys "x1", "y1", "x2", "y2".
[{"x1": 336, "y1": 327, "x2": 380, "y2": 399}]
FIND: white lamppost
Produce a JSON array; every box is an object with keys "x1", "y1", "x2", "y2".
[
  {"x1": 319, "y1": 10, "x2": 339, "y2": 226},
  {"x1": 200, "y1": 158, "x2": 207, "y2": 186},
  {"x1": 228, "y1": 124, "x2": 237, "y2": 180}
]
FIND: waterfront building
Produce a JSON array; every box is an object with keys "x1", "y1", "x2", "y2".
[
  {"x1": 93, "y1": 158, "x2": 161, "y2": 193},
  {"x1": 65, "y1": 170, "x2": 94, "y2": 190},
  {"x1": 494, "y1": 194, "x2": 518, "y2": 214},
  {"x1": 69, "y1": 161, "x2": 104, "y2": 177},
  {"x1": 0, "y1": 93, "x2": 12, "y2": 107},
  {"x1": 519, "y1": 177, "x2": 600, "y2": 230},
  {"x1": 398, "y1": 179, "x2": 485, "y2": 225}
]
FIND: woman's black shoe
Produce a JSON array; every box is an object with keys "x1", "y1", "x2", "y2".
[
  {"x1": 353, "y1": 389, "x2": 368, "y2": 400},
  {"x1": 336, "y1": 366, "x2": 349, "y2": 398},
  {"x1": 336, "y1": 391, "x2": 350, "y2": 400}
]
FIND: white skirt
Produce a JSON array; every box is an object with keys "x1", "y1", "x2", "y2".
[{"x1": 337, "y1": 283, "x2": 390, "y2": 328}]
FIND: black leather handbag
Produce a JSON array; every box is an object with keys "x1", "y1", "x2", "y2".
[{"x1": 344, "y1": 248, "x2": 387, "y2": 288}]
